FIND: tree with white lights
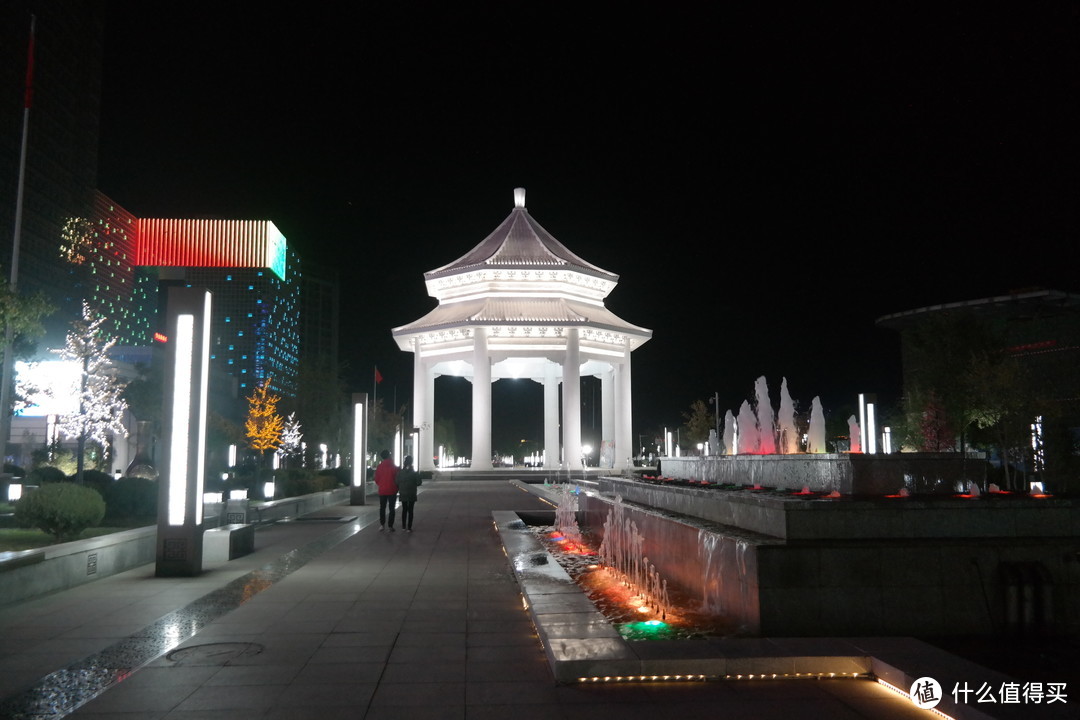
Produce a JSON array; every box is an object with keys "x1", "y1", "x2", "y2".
[
  {"x1": 55, "y1": 302, "x2": 129, "y2": 484},
  {"x1": 279, "y1": 411, "x2": 303, "y2": 467}
]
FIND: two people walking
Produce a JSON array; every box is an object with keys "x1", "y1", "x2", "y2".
[{"x1": 373, "y1": 449, "x2": 422, "y2": 532}]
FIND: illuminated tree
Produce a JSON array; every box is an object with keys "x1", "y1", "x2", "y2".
[
  {"x1": 245, "y1": 378, "x2": 284, "y2": 457},
  {"x1": 59, "y1": 217, "x2": 94, "y2": 266},
  {"x1": 279, "y1": 412, "x2": 303, "y2": 467},
  {"x1": 55, "y1": 302, "x2": 129, "y2": 484}
]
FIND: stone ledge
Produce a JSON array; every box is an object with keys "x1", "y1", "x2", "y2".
[{"x1": 495, "y1": 492, "x2": 1074, "y2": 719}]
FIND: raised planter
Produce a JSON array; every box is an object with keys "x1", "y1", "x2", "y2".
[{"x1": 0, "y1": 487, "x2": 350, "y2": 607}]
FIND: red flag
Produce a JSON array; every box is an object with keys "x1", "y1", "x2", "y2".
[{"x1": 374, "y1": 367, "x2": 383, "y2": 384}]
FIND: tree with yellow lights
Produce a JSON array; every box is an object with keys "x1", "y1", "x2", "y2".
[{"x1": 245, "y1": 378, "x2": 284, "y2": 457}]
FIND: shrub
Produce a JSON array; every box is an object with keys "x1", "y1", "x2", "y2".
[
  {"x1": 31, "y1": 447, "x2": 78, "y2": 476},
  {"x1": 276, "y1": 468, "x2": 316, "y2": 497},
  {"x1": 14, "y1": 482, "x2": 106, "y2": 541},
  {"x1": 315, "y1": 467, "x2": 349, "y2": 490},
  {"x1": 27, "y1": 466, "x2": 66, "y2": 485},
  {"x1": 104, "y1": 477, "x2": 158, "y2": 523},
  {"x1": 4, "y1": 463, "x2": 25, "y2": 478},
  {"x1": 79, "y1": 469, "x2": 115, "y2": 497}
]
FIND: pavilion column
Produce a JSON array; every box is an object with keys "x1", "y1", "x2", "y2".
[
  {"x1": 543, "y1": 361, "x2": 559, "y2": 469},
  {"x1": 471, "y1": 327, "x2": 493, "y2": 470},
  {"x1": 614, "y1": 340, "x2": 633, "y2": 470},
  {"x1": 562, "y1": 328, "x2": 581, "y2": 471},
  {"x1": 412, "y1": 338, "x2": 435, "y2": 472},
  {"x1": 601, "y1": 368, "x2": 614, "y2": 468}
]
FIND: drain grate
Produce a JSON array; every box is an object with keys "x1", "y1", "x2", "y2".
[
  {"x1": 166, "y1": 642, "x2": 265, "y2": 665},
  {"x1": 288, "y1": 516, "x2": 358, "y2": 523}
]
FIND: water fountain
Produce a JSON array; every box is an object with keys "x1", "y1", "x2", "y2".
[
  {"x1": 735, "y1": 401, "x2": 757, "y2": 454},
  {"x1": 596, "y1": 496, "x2": 671, "y2": 620},
  {"x1": 753, "y1": 376, "x2": 777, "y2": 454},
  {"x1": 554, "y1": 484, "x2": 583, "y2": 545},
  {"x1": 500, "y1": 372, "x2": 1076, "y2": 644},
  {"x1": 777, "y1": 377, "x2": 798, "y2": 454},
  {"x1": 847, "y1": 415, "x2": 861, "y2": 453},
  {"x1": 722, "y1": 410, "x2": 736, "y2": 456},
  {"x1": 806, "y1": 396, "x2": 826, "y2": 453}
]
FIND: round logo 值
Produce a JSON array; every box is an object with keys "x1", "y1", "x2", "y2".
[{"x1": 909, "y1": 676, "x2": 943, "y2": 709}]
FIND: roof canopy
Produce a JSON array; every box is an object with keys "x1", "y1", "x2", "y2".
[{"x1": 393, "y1": 189, "x2": 651, "y2": 374}]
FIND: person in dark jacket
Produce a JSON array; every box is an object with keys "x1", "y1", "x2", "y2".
[
  {"x1": 396, "y1": 455, "x2": 422, "y2": 532},
  {"x1": 373, "y1": 449, "x2": 399, "y2": 531}
]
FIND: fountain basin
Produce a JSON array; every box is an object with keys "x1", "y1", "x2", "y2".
[
  {"x1": 658, "y1": 452, "x2": 987, "y2": 495},
  {"x1": 599, "y1": 476, "x2": 1079, "y2": 541},
  {"x1": 518, "y1": 480, "x2": 1080, "y2": 639},
  {"x1": 495, "y1": 509, "x2": 870, "y2": 682},
  {"x1": 495, "y1": 500, "x2": 1074, "y2": 720}
]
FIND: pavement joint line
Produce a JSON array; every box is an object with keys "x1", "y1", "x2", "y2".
[{"x1": 0, "y1": 506, "x2": 380, "y2": 720}]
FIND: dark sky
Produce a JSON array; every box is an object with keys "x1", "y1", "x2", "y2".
[{"x1": 96, "y1": 4, "x2": 1079, "y2": 453}]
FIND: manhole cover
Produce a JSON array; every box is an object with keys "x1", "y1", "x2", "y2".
[{"x1": 166, "y1": 642, "x2": 265, "y2": 665}]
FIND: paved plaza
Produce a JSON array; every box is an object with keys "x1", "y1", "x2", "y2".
[{"x1": 0, "y1": 480, "x2": 1047, "y2": 719}]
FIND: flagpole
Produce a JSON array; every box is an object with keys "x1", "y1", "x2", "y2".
[{"x1": 0, "y1": 14, "x2": 36, "y2": 464}]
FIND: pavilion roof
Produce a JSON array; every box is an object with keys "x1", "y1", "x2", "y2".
[
  {"x1": 424, "y1": 194, "x2": 618, "y2": 283},
  {"x1": 392, "y1": 297, "x2": 651, "y2": 339}
]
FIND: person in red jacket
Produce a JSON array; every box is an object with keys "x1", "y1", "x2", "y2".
[{"x1": 373, "y1": 449, "x2": 399, "y2": 531}]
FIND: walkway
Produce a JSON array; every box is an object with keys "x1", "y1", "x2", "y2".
[{"x1": 0, "y1": 480, "x2": 986, "y2": 718}]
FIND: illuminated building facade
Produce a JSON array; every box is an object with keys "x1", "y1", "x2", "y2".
[
  {"x1": 137, "y1": 219, "x2": 301, "y2": 397},
  {"x1": 393, "y1": 188, "x2": 652, "y2": 472},
  {"x1": 84, "y1": 192, "x2": 157, "y2": 346}
]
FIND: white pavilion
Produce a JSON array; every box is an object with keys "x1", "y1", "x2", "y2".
[{"x1": 392, "y1": 188, "x2": 652, "y2": 472}]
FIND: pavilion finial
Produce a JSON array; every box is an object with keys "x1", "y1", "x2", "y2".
[{"x1": 514, "y1": 187, "x2": 526, "y2": 208}]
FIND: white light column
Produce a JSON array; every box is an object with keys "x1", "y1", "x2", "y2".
[
  {"x1": 601, "y1": 368, "x2": 615, "y2": 468},
  {"x1": 562, "y1": 328, "x2": 582, "y2": 470},
  {"x1": 351, "y1": 393, "x2": 368, "y2": 505},
  {"x1": 615, "y1": 341, "x2": 633, "y2": 470},
  {"x1": 471, "y1": 328, "x2": 493, "y2": 470},
  {"x1": 543, "y1": 362, "x2": 559, "y2": 469},
  {"x1": 413, "y1": 339, "x2": 435, "y2": 471},
  {"x1": 156, "y1": 287, "x2": 212, "y2": 577}
]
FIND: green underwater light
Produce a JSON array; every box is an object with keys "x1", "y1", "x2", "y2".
[{"x1": 619, "y1": 620, "x2": 676, "y2": 640}]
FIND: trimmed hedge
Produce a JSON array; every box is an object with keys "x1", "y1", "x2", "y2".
[
  {"x1": 27, "y1": 466, "x2": 66, "y2": 485},
  {"x1": 103, "y1": 477, "x2": 158, "y2": 523},
  {"x1": 14, "y1": 482, "x2": 106, "y2": 541},
  {"x1": 79, "y1": 469, "x2": 115, "y2": 491}
]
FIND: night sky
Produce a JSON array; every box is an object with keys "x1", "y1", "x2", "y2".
[{"x1": 96, "y1": 4, "x2": 1078, "y2": 453}]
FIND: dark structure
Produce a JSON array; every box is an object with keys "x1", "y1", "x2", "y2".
[
  {"x1": 877, "y1": 288, "x2": 1080, "y2": 491},
  {"x1": 0, "y1": 2, "x2": 107, "y2": 345}
]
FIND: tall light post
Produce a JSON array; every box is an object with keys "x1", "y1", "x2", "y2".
[
  {"x1": 0, "y1": 16, "x2": 36, "y2": 464},
  {"x1": 351, "y1": 393, "x2": 368, "y2": 505},
  {"x1": 156, "y1": 288, "x2": 212, "y2": 577}
]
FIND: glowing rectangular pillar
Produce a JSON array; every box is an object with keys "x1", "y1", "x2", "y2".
[
  {"x1": 859, "y1": 393, "x2": 878, "y2": 455},
  {"x1": 351, "y1": 393, "x2": 368, "y2": 505},
  {"x1": 156, "y1": 287, "x2": 212, "y2": 577}
]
